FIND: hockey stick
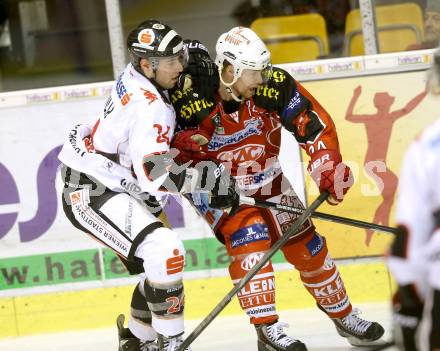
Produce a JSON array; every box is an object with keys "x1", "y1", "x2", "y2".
[
  {"x1": 177, "y1": 191, "x2": 329, "y2": 350},
  {"x1": 240, "y1": 196, "x2": 399, "y2": 235}
]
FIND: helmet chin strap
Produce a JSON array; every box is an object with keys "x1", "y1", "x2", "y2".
[
  {"x1": 219, "y1": 68, "x2": 243, "y2": 102},
  {"x1": 225, "y1": 87, "x2": 243, "y2": 102}
]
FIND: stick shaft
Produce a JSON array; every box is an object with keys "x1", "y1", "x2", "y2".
[
  {"x1": 240, "y1": 196, "x2": 398, "y2": 235},
  {"x1": 177, "y1": 192, "x2": 329, "y2": 350}
]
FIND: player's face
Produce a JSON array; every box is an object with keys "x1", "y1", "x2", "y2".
[
  {"x1": 425, "y1": 11, "x2": 440, "y2": 42},
  {"x1": 234, "y1": 67, "x2": 272, "y2": 98},
  {"x1": 155, "y1": 54, "x2": 185, "y2": 89}
]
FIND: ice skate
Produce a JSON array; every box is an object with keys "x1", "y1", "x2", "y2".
[
  {"x1": 157, "y1": 333, "x2": 191, "y2": 351},
  {"x1": 117, "y1": 314, "x2": 159, "y2": 351},
  {"x1": 331, "y1": 309, "x2": 385, "y2": 346},
  {"x1": 256, "y1": 321, "x2": 307, "y2": 351}
]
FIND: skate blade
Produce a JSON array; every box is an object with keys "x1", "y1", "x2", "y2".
[
  {"x1": 345, "y1": 336, "x2": 386, "y2": 348},
  {"x1": 257, "y1": 340, "x2": 308, "y2": 351}
]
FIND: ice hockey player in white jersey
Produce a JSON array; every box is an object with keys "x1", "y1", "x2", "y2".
[
  {"x1": 58, "y1": 19, "x2": 236, "y2": 351},
  {"x1": 387, "y1": 48, "x2": 440, "y2": 351}
]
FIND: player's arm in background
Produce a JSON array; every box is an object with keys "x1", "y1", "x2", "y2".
[
  {"x1": 266, "y1": 68, "x2": 352, "y2": 204},
  {"x1": 387, "y1": 138, "x2": 440, "y2": 350}
]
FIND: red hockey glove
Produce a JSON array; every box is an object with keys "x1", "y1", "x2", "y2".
[
  {"x1": 171, "y1": 128, "x2": 210, "y2": 166},
  {"x1": 307, "y1": 149, "x2": 353, "y2": 205}
]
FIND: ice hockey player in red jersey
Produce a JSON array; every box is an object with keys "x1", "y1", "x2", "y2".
[
  {"x1": 387, "y1": 48, "x2": 440, "y2": 351},
  {"x1": 171, "y1": 27, "x2": 385, "y2": 351}
]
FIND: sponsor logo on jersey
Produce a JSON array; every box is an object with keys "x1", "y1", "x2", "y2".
[
  {"x1": 244, "y1": 305, "x2": 276, "y2": 315},
  {"x1": 217, "y1": 144, "x2": 265, "y2": 167},
  {"x1": 240, "y1": 252, "x2": 270, "y2": 271},
  {"x1": 231, "y1": 224, "x2": 269, "y2": 248},
  {"x1": 284, "y1": 91, "x2": 307, "y2": 118},
  {"x1": 235, "y1": 166, "x2": 280, "y2": 189},
  {"x1": 68, "y1": 125, "x2": 87, "y2": 157},
  {"x1": 74, "y1": 203, "x2": 129, "y2": 253},
  {"x1": 177, "y1": 97, "x2": 215, "y2": 121},
  {"x1": 166, "y1": 248, "x2": 185, "y2": 275},
  {"x1": 322, "y1": 296, "x2": 350, "y2": 313},
  {"x1": 120, "y1": 179, "x2": 141, "y2": 194},
  {"x1": 116, "y1": 75, "x2": 132, "y2": 106},
  {"x1": 237, "y1": 274, "x2": 275, "y2": 297},
  {"x1": 323, "y1": 255, "x2": 335, "y2": 270},
  {"x1": 306, "y1": 233, "x2": 324, "y2": 257},
  {"x1": 312, "y1": 275, "x2": 345, "y2": 302},
  {"x1": 255, "y1": 85, "x2": 280, "y2": 100},
  {"x1": 69, "y1": 191, "x2": 82, "y2": 205},
  {"x1": 287, "y1": 91, "x2": 302, "y2": 111},
  {"x1": 208, "y1": 118, "x2": 263, "y2": 151},
  {"x1": 140, "y1": 88, "x2": 158, "y2": 105},
  {"x1": 188, "y1": 193, "x2": 224, "y2": 228},
  {"x1": 272, "y1": 70, "x2": 286, "y2": 83},
  {"x1": 124, "y1": 199, "x2": 133, "y2": 237}
]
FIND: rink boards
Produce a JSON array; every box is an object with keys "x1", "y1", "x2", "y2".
[
  {"x1": 0, "y1": 260, "x2": 391, "y2": 337},
  {"x1": 0, "y1": 49, "x2": 437, "y2": 337}
]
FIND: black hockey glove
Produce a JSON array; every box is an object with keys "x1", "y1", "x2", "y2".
[
  {"x1": 209, "y1": 173, "x2": 240, "y2": 216},
  {"x1": 187, "y1": 161, "x2": 240, "y2": 216},
  {"x1": 178, "y1": 39, "x2": 219, "y2": 100},
  {"x1": 392, "y1": 284, "x2": 424, "y2": 351}
]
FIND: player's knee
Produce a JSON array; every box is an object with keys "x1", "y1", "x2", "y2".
[{"x1": 137, "y1": 227, "x2": 185, "y2": 282}]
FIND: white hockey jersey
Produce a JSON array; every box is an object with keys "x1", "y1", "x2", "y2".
[
  {"x1": 59, "y1": 63, "x2": 176, "y2": 194},
  {"x1": 387, "y1": 118, "x2": 440, "y2": 294}
]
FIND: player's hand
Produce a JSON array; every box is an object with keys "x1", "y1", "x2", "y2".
[
  {"x1": 185, "y1": 162, "x2": 239, "y2": 215},
  {"x1": 171, "y1": 128, "x2": 210, "y2": 166},
  {"x1": 178, "y1": 39, "x2": 219, "y2": 100},
  {"x1": 307, "y1": 149, "x2": 353, "y2": 205},
  {"x1": 209, "y1": 172, "x2": 240, "y2": 216}
]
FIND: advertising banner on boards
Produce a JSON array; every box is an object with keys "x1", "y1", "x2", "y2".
[{"x1": 1, "y1": 67, "x2": 437, "y2": 295}]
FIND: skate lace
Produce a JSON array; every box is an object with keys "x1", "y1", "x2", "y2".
[
  {"x1": 161, "y1": 336, "x2": 191, "y2": 351},
  {"x1": 341, "y1": 309, "x2": 372, "y2": 335},
  {"x1": 140, "y1": 339, "x2": 159, "y2": 351},
  {"x1": 267, "y1": 322, "x2": 296, "y2": 347}
]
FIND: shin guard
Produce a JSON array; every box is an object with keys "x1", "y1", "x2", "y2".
[{"x1": 300, "y1": 256, "x2": 351, "y2": 318}]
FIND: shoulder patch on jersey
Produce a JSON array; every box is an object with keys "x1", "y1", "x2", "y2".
[
  {"x1": 282, "y1": 90, "x2": 309, "y2": 117},
  {"x1": 140, "y1": 88, "x2": 159, "y2": 105},
  {"x1": 271, "y1": 69, "x2": 287, "y2": 83},
  {"x1": 171, "y1": 87, "x2": 215, "y2": 127},
  {"x1": 116, "y1": 74, "x2": 132, "y2": 106}
]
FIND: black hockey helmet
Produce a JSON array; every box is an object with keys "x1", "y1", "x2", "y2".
[{"x1": 127, "y1": 19, "x2": 185, "y2": 69}]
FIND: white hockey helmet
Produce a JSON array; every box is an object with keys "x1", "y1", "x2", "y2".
[{"x1": 215, "y1": 27, "x2": 272, "y2": 87}]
